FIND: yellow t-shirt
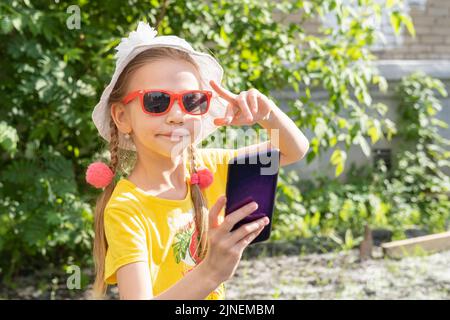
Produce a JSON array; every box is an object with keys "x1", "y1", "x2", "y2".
[{"x1": 103, "y1": 148, "x2": 238, "y2": 300}]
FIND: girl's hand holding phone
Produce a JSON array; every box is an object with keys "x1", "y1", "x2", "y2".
[{"x1": 200, "y1": 195, "x2": 269, "y2": 284}]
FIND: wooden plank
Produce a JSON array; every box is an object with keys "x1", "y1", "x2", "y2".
[{"x1": 381, "y1": 231, "x2": 450, "y2": 259}]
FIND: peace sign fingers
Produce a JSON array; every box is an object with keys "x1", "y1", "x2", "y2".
[
  {"x1": 209, "y1": 79, "x2": 237, "y2": 104},
  {"x1": 210, "y1": 80, "x2": 254, "y2": 126}
]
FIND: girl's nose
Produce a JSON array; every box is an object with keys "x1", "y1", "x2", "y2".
[{"x1": 165, "y1": 101, "x2": 185, "y2": 125}]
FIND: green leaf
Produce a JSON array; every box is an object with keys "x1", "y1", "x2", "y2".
[
  {"x1": 390, "y1": 11, "x2": 402, "y2": 35},
  {"x1": 356, "y1": 135, "x2": 371, "y2": 157},
  {"x1": 0, "y1": 122, "x2": 19, "y2": 155},
  {"x1": 337, "y1": 118, "x2": 347, "y2": 129},
  {"x1": 368, "y1": 122, "x2": 380, "y2": 144},
  {"x1": 386, "y1": 0, "x2": 397, "y2": 9},
  {"x1": 330, "y1": 149, "x2": 347, "y2": 177},
  {"x1": 400, "y1": 14, "x2": 416, "y2": 37},
  {"x1": 344, "y1": 229, "x2": 354, "y2": 250},
  {"x1": 314, "y1": 118, "x2": 327, "y2": 138},
  {"x1": 219, "y1": 26, "x2": 230, "y2": 46},
  {"x1": 306, "y1": 150, "x2": 316, "y2": 163}
]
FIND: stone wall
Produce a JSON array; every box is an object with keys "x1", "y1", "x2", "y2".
[
  {"x1": 376, "y1": 0, "x2": 450, "y2": 60},
  {"x1": 272, "y1": 0, "x2": 450, "y2": 60}
]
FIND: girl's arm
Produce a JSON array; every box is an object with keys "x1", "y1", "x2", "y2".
[
  {"x1": 116, "y1": 260, "x2": 219, "y2": 300},
  {"x1": 239, "y1": 103, "x2": 309, "y2": 167},
  {"x1": 210, "y1": 80, "x2": 309, "y2": 167}
]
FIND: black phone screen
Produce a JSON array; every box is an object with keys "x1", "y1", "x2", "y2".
[{"x1": 224, "y1": 148, "x2": 280, "y2": 245}]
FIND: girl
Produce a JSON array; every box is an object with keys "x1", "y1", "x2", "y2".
[{"x1": 86, "y1": 22, "x2": 309, "y2": 300}]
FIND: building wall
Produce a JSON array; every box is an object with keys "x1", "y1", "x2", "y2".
[
  {"x1": 376, "y1": 0, "x2": 450, "y2": 60},
  {"x1": 272, "y1": 0, "x2": 450, "y2": 60}
]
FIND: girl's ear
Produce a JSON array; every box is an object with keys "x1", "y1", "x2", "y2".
[{"x1": 111, "y1": 103, "x2": 132, "y2": 134}]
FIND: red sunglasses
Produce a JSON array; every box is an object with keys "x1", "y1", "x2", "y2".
[{"x1": 122, "y1": 89, "x2": 213, "y2": 116}]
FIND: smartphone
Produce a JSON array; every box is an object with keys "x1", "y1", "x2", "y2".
[{"x1": 224, "y1": 148, "x2": 280, "y2": 245}]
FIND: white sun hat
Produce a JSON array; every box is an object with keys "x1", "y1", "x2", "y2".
[{"x1": 92, "y1": 21, "x2": 228, "y2": 151}]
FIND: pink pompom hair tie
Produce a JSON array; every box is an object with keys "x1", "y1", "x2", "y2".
[
  {"x1": 85, "y1": 162, "x2": 115, "y2": 189},
  {"x1": 189, "y1": 168, "x2": 213, "y2": 189}
]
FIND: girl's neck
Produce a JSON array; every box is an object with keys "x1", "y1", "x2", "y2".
[{"x1": 128, "y1": 149, "x2": 187, "y2": 194}]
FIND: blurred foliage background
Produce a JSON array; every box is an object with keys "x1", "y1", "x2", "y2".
[{"x1": 0, "y1": 0, "x2": 449, "y2": 295}]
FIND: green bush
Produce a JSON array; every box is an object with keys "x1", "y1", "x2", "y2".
[{"x1": 0, "y1": 146, "x2": 94, "y2": 280}]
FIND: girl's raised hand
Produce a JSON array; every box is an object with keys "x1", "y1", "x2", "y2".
[
  {"x1": 210, "y1": 80, "x2": 274, "y2": 127},
  {"x1": 201, "y1": 195, "x2": 269, "y2": 284}
]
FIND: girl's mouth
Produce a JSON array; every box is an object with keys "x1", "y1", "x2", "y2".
[{"x1": 156, "y1": 131, "x2": 190, "y2": 142}]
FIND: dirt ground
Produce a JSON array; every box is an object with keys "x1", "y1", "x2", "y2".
[
  {"x1": 2, "y1": 248, "x2": 450, "y2": 299},
  {"x1": 225, "y1": 249, "x2": 450, "y2": 299}
]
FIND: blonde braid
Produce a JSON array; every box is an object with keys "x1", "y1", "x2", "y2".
[
  {"x1": 92, "y1": 118, "x2": 120, "y2": 299},
  {"x1": 188, "y1": 144, "x2": 210, "y2": 261}
]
